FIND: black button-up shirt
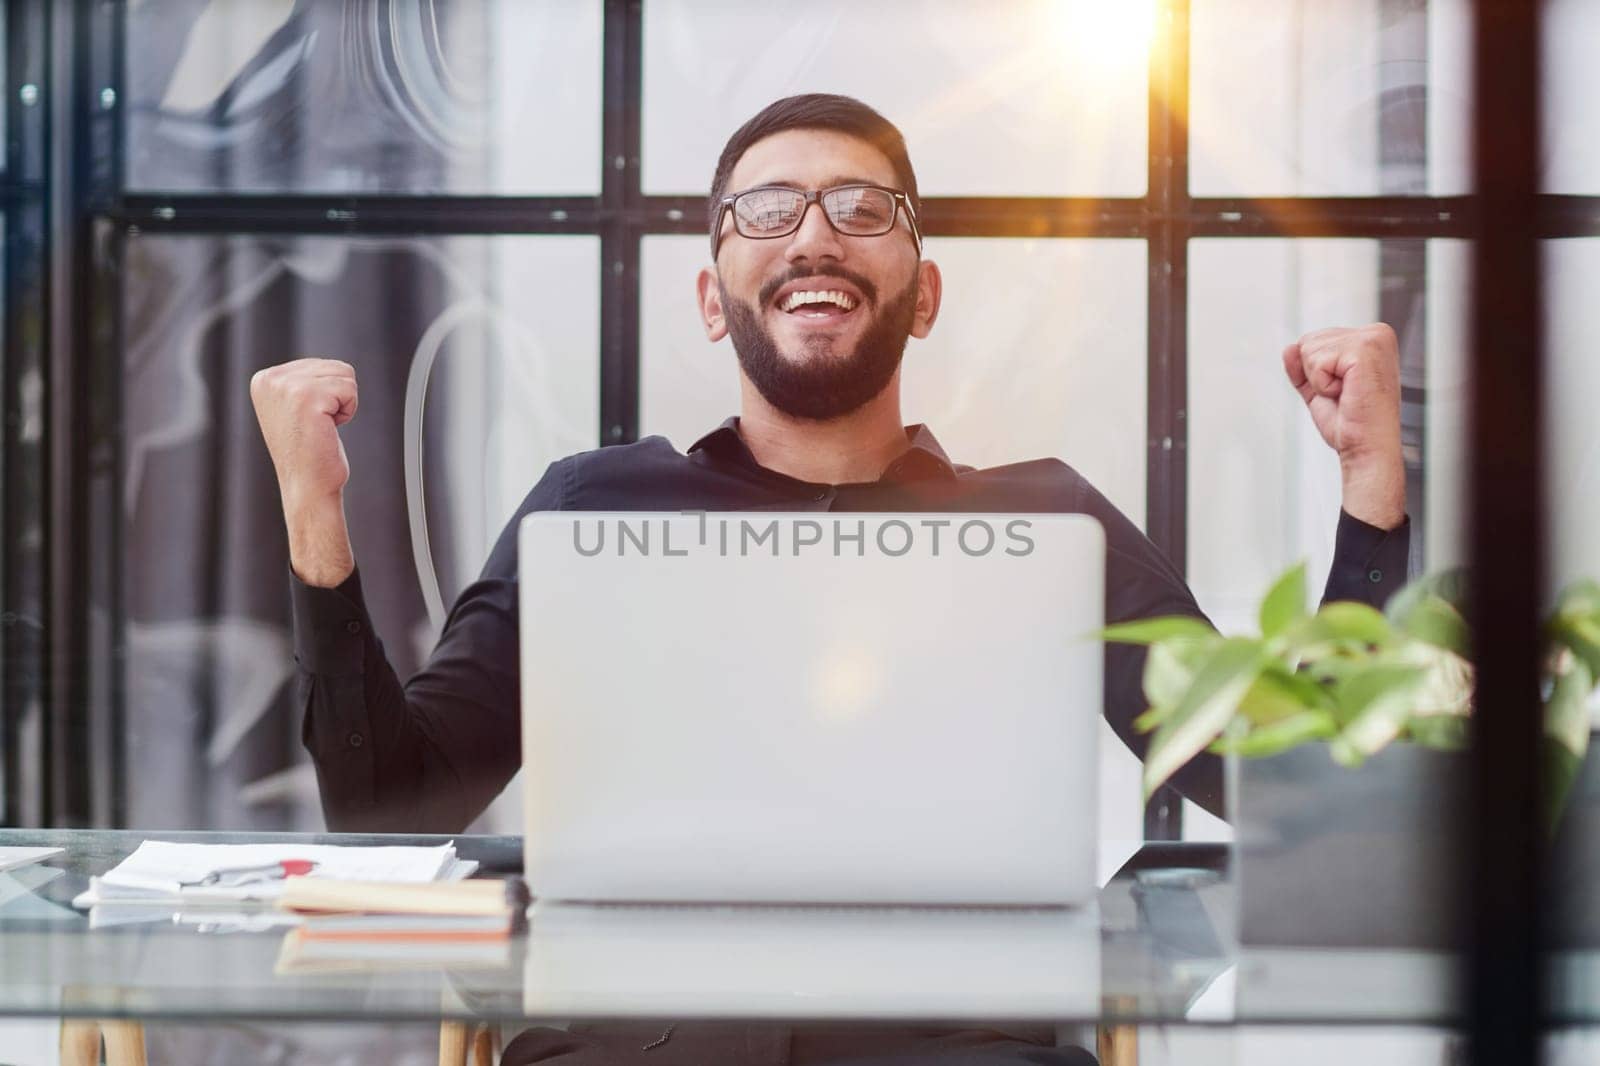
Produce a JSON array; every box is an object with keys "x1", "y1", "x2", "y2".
[{"x1": 292, "y1": 417, "x2": 1409, "y2": 833}]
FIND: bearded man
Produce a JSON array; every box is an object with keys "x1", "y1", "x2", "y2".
[
  {"x1": 250, "y1": 90, "x2": 1409, "y2": 1064},
  {"x1": 253, "y1": 89, "x2": 1408, "y2": 832},
  {"x1": 253, "y1": 87, "x2": 1408, "y2": 824}
]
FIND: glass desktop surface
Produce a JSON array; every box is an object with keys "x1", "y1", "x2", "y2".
[{"x1": 0, "y1": 828, "x2": 1495, "y2": 1028}]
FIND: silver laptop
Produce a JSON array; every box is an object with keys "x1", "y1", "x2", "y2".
[{"x1": 519, "y1": 511, "x2": 1104, "y2": 906}]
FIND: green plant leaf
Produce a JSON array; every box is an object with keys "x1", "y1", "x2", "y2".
[
  {"x1": 1385, "y1": 568, "x2": 1470, "y2": 628},
  {"x1": 1142, "y1": 637, "x2": 1218, "y2": 711},
  {"x1": 1313, "y1": 602, "x2": 1396, "y2": 646},
  {"x1": 1394, "y1": 596, "x2": 1471, "y2": 657},
  {"x1": 1141, "y1": 637, "x2": 1268, "y2": 800},
  {"x1": 1556, "y1": 578, "x2": 1600, "y2": 618},
  {"x1": 1279, "y1": 602, "x2": 1396, "y2": 660},
  {"x1": 1134, "y1": 705, "x2": 1170, "y2": 732},
  {"x1": 1547, "y1": 737, "x2": 1585, "y2": 836},
  {"x1": 1259, "y1": 562, "x2": 1308, "y2": 641},
  {"x1": 1099, "y1": 616, "x2": 1218, "y2": 646},
  {"x1": 1209, "y1": 710, "x2": 1336, "y2": 757},
  {"x1": 1549, "y1": 615, "x2": 1600, "y2": 682},
  {"x1": 1544, "y1": 656, "x2": 1594, "y2": 761},
  {"x1": 1302, "y1": 654, "x2": 1367, "y2": 687},
  {"x1": 1328, "y1": 661, "x2": 1431, "y2": 761},
  {"x1": 1236, "y1": 667, "x2": 1332, "y2": 725}
]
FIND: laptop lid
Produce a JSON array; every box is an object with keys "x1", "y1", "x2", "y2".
[{"x1": 519, "y1": 512, "x2": 1104, "y2": 905}]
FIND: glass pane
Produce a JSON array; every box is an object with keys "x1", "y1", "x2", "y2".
[
  {"x1": 1422, "y1": 239, "x2": 1468, "y2": 569},
  {"x1": 1546, "y1": 240, "x2": 1600, "y2": 598},
  {"x1": 1193, "y1": 239, "x2": 1374, "y2": 628},
  {"x1": 1434, "y1": 0, "x2": 1600, "y2": 194},
  {"x1": 641, "y1": 234, "x2": 1148, "y2": 874},
  {"x1": 1190, "y1": 0, "x2": 1466, "y2": 196},
  {"x1": 1190, "y1": 237, "x2": 1441, "y2": 622},
  {"x1": 118, "y1": 234, "x2": 598, "y2": 829},
  {"x1": 642, "y1": 0, "x2": 1150, "y2": 197},
  {"x1": 125, "y1": 0, "x2": 603, "y2": 194},
  {"x1": 1544, "y1": 0, "x2": 1600, "y2": 194}
]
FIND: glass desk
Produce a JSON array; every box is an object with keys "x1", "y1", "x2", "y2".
[{"x1": 0, "y1": 829, "x2": 1493, "y2": 1064}]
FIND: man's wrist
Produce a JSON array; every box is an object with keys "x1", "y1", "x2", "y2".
[
  {"x1": 1338, "y1": 449, "x2": 1407, "y2": 531},
  {"x1": 284, "y1": 490, "x2": 355, "y2": 588}
]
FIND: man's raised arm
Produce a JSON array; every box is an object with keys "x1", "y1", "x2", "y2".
[
  {"x1": 250, "y1": 358, "x2": 529, "y2": 833},
  {"x1": 1285, "y1": 322, "x2": 1412, "y2": 604}
]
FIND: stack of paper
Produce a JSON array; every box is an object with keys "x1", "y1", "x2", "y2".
[
  {"x1": 71, "y1": 840, "x2": 477, "y2": 909},
  {"x1": 274, "y1": 928, "x2": 512, "y2": 974},
  {"x1": 281, "y1": 877, "x2": 523, "y2": 939},
  {"x1": 273, "y1": 876, "x2": 525, "y2": 973}
]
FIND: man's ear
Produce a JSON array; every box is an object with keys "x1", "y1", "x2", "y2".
[
  {"x1": 696, "y1": 268, "x2": 728, "y2": 342},
  {"x1": 910, "y1": 258, "x2": 943, "y2": 339}
]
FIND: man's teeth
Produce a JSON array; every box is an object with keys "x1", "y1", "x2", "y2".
[{"x1": 779, "y1": 289, "x2": 857, "y2": 313}]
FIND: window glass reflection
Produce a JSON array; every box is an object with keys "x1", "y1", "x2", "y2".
[
  {"x1": 119, "y1": 235, "x2": 597, "y2": 830},
  {"x1": 1190, "y1": 0, "x2": 1457, "y2": 196},
  {"x1": 1543, "y1": 0, "x2": 1600, "y2": 194},
  {"x1": 1190, "y1": 238, "x2": 1440, "y2": 624},
  {"x1": 125, "y1": 0, "x2": 603, "y2": 194}
]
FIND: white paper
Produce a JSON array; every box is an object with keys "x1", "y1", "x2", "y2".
[
  {"x1": 71, "y1": 840, "x2": 465, "y2": 908},
  {"x1": 0, "y1": 846, "x2": 64, "y2": 873}
]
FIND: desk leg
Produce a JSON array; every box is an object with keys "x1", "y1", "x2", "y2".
[
  {"x1": 59, "y1": 1020, "x2": 101, "y2": 1066},
  {"x1": 440, "y1": 1020, "x2": 469, "y2": 1066},
  {"x1": 102, "y1": 1020, "x2": 148, "y2": 1066},
  {"x1": 1097, "y1": 1023, "x2": 1137, "y2": 1066},
  {"x1": 472, "y1": 1022, "x2": 497, "y2": 1066}
]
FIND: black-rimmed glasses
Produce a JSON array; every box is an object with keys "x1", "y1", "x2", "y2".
[{"x1": 711, "y1": 183, "x2": 923, "y2": 257}]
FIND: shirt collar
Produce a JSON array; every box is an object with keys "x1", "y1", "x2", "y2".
[{"x1": 687, "y1": 416, "x2": 962, "y2": 482}]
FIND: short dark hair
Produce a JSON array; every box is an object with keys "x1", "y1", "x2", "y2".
[{"x1": 707, "y1": 94, "x2": 921, "y2": 249}]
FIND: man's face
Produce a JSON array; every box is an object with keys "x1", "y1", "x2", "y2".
[{"x1": 697, "y1": 129, "x2": 941, "y2": 421}]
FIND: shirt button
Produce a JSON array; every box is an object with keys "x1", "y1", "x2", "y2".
[
  {"x1": 345, "y1": 620, "x2": 363, "y2": 635},
  {"x1": 1368, "y1": 569, "x2": 1384, "y2": 583},
  {"x1": 813, "y1": 491, "x2": 827, "y2": 501},
  {"x1": 348, "y1": 732, "x2": 365, "y2": 749}
]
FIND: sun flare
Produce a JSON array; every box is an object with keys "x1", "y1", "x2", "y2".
[{"x1": 1052, "y1": 0, "x2": 1160, "y2": 76}]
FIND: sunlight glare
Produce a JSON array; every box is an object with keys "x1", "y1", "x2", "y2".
[{"x1": 1052, "y1": 0, "x2": 1160, "y2": 77}]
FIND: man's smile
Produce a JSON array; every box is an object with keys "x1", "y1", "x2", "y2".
[
  {"x1": 779, "y1": 289, "x2": 857, "y2": 316},
  {"x1": 766, "y1": 275, "x2": 869, "y2": 328}
]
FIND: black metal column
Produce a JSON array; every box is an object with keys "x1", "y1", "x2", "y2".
[
  {"x1": 1143, "y1": 0, "x2": 1190, "y2": 841},
  {"x1": 1466, "y1": 0, "x2": 1545, "y2": 1063},
  {"x1": 1, "y1": 0, "x2": 50, "y2": 827},
  {"x1": 599, "y1": 0, "x2": 643, "y2": 446}
]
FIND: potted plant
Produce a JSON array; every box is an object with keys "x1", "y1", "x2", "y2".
[{"x1": 1102, "y1": 567, "x2": 1600, "y2": 949}]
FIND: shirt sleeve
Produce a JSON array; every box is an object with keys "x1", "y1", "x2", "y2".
[
  {"x1": 1321, "y1": 509, "x2": 1412, "y2": 608},
  {"x1": 293, "y1": 459, "x2": 569, "y2": 833}
]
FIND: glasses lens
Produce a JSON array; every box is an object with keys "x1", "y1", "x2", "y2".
[
  {"x1": 733, "y1": 188, "x2": 806, "y2": 237},
  {"x1": 822, "y1": 187, "x2": 897, "y2": 235}
]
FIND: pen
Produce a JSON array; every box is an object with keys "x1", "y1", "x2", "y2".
[{"x1": 186, "y1": 859, "x2": 318, "y2": 887}]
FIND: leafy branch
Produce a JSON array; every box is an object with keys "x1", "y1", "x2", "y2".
[{"x1": 1103, "y1": 565, "x2": 1600, "y2": 826}]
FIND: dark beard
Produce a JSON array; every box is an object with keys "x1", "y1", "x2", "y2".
[{"x1": 721, "y1": 267, "x2": 919, "y2": 421}]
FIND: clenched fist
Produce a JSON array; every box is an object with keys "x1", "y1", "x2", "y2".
[
  {"x1": 1282, "y1": 323, "x2": 1406, "y2": 530},
  {"x1": 250, "y1": 358, "x2": 359, "y2": 586}
]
